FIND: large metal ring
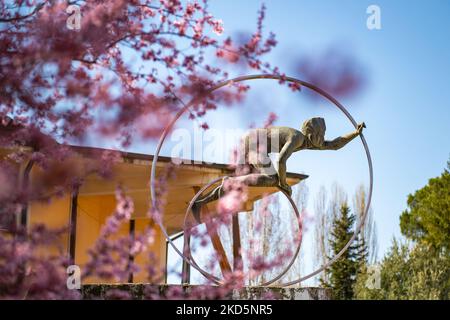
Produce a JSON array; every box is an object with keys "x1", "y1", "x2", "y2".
[
  {"x1": 150, "y1": 74, "x2": 373, "y2": 287},
  {"x1": 182, "y1": 176, "x2": 303, "y2": 286}
]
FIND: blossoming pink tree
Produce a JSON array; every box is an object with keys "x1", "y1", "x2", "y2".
[
  {"x1": 0, "y1": 0, "x2": 283, "y2": 299},
  {"x1": 0, "y1": 1, "x2": 366, "y2": 299}
]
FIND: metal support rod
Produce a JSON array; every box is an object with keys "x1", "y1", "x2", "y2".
[
  {"x1": 19, "y1": 160, "x2": 34, "y2": 229},
  {"x1": 232, "y1": 213, "x2": 243, "y2": 271},
  {"x1": 181, "y1": 235, "x2": 191, "y2": 284},
  {"x1": 69, "y1": 188, "x2": 79, "y2": 263}
]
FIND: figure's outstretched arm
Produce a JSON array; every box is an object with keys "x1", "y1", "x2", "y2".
[{"x1": 322, "y1": 122, "x2": 365, "y2": 151}]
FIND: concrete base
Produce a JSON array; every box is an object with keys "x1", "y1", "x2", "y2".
[{"x1": 81, "y1": 284, "x2": 330, "y2": 300}]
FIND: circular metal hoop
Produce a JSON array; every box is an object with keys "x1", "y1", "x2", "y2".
[
  {"x1": 150, "y1": 74, "x2": 373, "y2": 287},
  {"x1": 182, "y1": 176, "x2": 303, "y2": 286}
]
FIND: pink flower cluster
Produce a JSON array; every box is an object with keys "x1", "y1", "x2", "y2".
[{"x1": 0, "y1": 0, "x2": 319, "y2": 300}]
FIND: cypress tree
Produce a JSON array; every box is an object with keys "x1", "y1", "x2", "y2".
[{"x1": 322, "y1": 203, "x2": 366, "y2": 299}]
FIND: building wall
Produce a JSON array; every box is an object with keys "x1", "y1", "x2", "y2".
[
  {"x1": 28, "y1": 195, "x2": 71, "y2": 257},
  {"x1": 28, "y1": 193, "x2": 167, "y2": 285},
  {"x1": 133, "y1": 219, "x2": 167, "y2": 283},
  {"x1": 76, "y1": 195, "x2": 114, "y2": 284}
]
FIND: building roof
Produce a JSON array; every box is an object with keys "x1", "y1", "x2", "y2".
[
  {"x1": 71, "y1": 145, "x2": 309, "y2": 181},
  {"x1": 0, "y1": 116, "x2": 308, "y2": 235},
  {"x1": 70, "y1": 145, "x2": 308, "y2": 234}
]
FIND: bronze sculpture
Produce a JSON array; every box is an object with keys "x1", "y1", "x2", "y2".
[
  {"x1": 192, "y1": 117, "x2": 365, "y2": 222},
  {"x1": 151, "y1": 74, "x2": 373, "y2": 286}
]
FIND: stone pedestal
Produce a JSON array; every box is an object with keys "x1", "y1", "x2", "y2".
[{"x1": 81, "y1": 284, "x2": 331, "y2": 300}]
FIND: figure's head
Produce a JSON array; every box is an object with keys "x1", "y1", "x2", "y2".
[{"x1": 301, "y1": 117, "x2": 326, "y2": 147}]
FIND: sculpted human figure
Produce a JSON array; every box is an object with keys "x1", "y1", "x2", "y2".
[{"x1": 192, "y1": 117, "x2": 365, "y2": 222}]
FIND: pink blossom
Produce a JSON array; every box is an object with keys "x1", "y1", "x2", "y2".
[
  {"x1": 0, "y1": 0, "x2": 298, "y2": 300},
  {"x1": 264, "y1": 112, "x2": 278, "y2": 128},
  {"x1": 211, "y1": 19, "x2": 224, "y2": 35}
]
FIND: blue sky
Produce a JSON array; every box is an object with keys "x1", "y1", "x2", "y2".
[
  {"x1": 202, "y1": 0, "x2": 450, "y2": 257},
  {"x1": 118, "y1": 1, "x2": 450, "y2": 283}
]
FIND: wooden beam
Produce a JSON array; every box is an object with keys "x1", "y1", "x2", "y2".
[
  {"x1": 204, "y1": 217, "x2": 232, "y2": 275},
  {"x1": 232, "y1": 213, "x2": 243, "y2": 272},
  {"x1": 192, "y1": 187, "x2": 231, "y2": 276}
]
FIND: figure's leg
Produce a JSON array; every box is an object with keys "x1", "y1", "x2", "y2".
[
  {"x1": 193, "y1": 165, "x2": 272, "y2": 212},
  {"x1": 191, "y1": 173, "x2": 279, "y2": 223},
  {"x1": 195, "y1": 185, "x2": 223, "y2": 205},
  {"x1": 192, "y1": 184, "x2": 225, "y2": 223},
  {"x1": 192, "y1": 133, "x2": 279, "y2": 222},
  {"x1": 192, "y1": 136, "x2": 249, "y2": 223},
  {"x1": 233, "y1": 172, "x2": 278, "y2": 187}
]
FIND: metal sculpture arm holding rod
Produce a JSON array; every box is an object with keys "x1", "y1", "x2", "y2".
[
  {"x1": 276, "y1": 121, "x2": 365, "y2": 195},
  {"x1": 192, "y1": 118, "x2": 365, "y2": 222}
]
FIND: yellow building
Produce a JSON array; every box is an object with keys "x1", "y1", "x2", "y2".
[{"x1": 6, "y1": 145, "x2": 306, "y2": 284}]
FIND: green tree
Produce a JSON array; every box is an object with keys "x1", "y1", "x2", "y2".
[
  {"x1": 354, "y1": 240, "x2": 449, "y2": 300},
  {"x1": 355, "y1": 159, "x2": 450, "y2": 300},
  {"x1": 400, "y1": 161, "x2": 450, "y2": 250},
  {"x1": 314, "y1": 184, "x2": 376, "y2": 285},
  {"x1": 322, "y1": 204, "x2": 365, "y2": 299}
]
